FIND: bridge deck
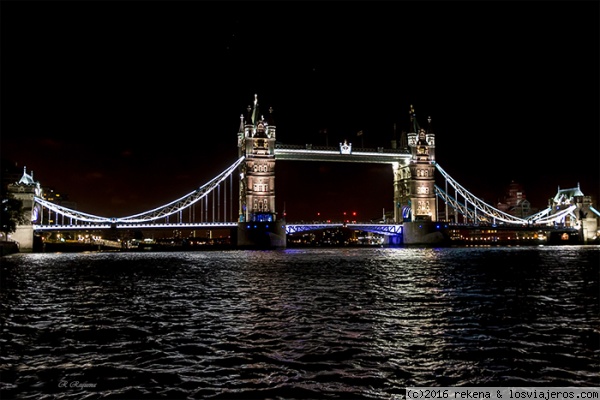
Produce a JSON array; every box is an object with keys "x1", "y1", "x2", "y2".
[{"x1": 34, "y1": 222, "x2": 238, "y2": 231}]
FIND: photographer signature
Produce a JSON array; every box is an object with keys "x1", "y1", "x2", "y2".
[{"x1": 58, "y1": 380, "x2": 97, "y2": 389}]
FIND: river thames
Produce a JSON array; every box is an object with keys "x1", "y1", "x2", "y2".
[{"x1": 1, "y1": 246, "x2": 598, "y2": 399}]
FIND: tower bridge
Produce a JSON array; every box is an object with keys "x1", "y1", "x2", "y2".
[{"x1": 7, "y1": 95, "x2": 599, "y2": 251}]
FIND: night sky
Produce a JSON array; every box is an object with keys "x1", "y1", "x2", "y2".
[{"x1": 2, "y1": 2, "x2": 598, "y2": 222}]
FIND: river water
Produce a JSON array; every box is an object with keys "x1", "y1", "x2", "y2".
[{"x1": 1, "y1": 246, "x2": 598, "y2": 399}]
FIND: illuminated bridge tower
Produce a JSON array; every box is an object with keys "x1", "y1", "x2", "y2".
[
  {"x1": 236, "y1": 95, "x2": 286, "y2": 248},
  {"x1": 7, "y1": 167, "x2": 43, "y2": 251},
  {"x1": 408, "y1": 109, "x2": 436, "y2": 222},
  {"x1": 401, "y1": 106, "x2": 446, "y2": 244}
]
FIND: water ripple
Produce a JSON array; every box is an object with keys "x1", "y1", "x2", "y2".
[{"x1": 1, "y1": 246, "x2": 598, "y2": 398}]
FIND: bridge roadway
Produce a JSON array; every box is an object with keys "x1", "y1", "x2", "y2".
[
  {"x1": 34, "y1": 221, "x2": 573, "y2": 234},
  {"x1": 33, "y1": 222, "x2": 239, "y2": 231},
  {"x1": 33, "y1": 222, "x2": 403, "y2": 236},
  {"x1": 273, "y1": 144, "x2": 411, "y2": 163},
  {"x1": 33, "y1": 221, "x2": 582, "y2": 247}
]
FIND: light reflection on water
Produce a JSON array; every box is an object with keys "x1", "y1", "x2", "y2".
[{"x1": 1, "y1": 246, "x2": 598, "y2": 399}]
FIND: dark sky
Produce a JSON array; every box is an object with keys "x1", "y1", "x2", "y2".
[{"x1": 2, "y1": 2, "x2": 598, "y2": 222}]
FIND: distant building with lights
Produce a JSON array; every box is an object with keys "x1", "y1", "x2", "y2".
[
  {"x1": 42, "y1": 187, "x2": 78, "y2": 222},
  {"x1": 496, "y1": 180, "x2": 537, "y2": 219}
]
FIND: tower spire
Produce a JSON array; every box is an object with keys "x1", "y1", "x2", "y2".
[
  {"x1": 246, "y1": 104, "x2": 252, "y2": 123},
  {"x1": 427, "y1": 115, "x2": 433, "y2": 133},
  {"x1": 238, "y1": 114, "x2": 245, "y2": 134},
  {"x1": 409, "y1": 104, "x2": 420, "y2": 133},
  {"x1": 267, "y1": 106, "x2": 275, "y2": 126},
  {"x1": 251, "y1": 94, "x2": 259, "y2": 126}
]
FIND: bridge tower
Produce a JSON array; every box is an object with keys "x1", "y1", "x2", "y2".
[
  {"x1": 236, "y1": 95, "x2": 286, "y2": 248},
  {"x1": 7, "y1": 167, "x2": 43, "y2": 251},
  {"x1": 407, "y1": 107, "x2": 436, "y2": 222},
  {"x1": 394, "y1": 106, "x2": 437, "y2": 223},
  {"x1": 401, "y1": 106, "x2": 446, "y2": 244}
]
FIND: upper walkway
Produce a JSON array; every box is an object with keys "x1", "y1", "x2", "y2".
[{"x1": 274, "y1": 143, "x2": 411, "y2": 164}]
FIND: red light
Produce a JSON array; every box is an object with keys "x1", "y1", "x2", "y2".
[{"x1": 352, "y1": 212, "x2": 357, "y2": 216}]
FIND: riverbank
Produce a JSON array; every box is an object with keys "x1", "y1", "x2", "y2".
[{"x1": 0, "y1": 241, "x2": 19, "y2": 256}]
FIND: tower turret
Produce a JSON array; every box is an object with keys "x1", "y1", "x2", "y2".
[
  {"x1": 406, "y1": 104, "x2": 418, "y2": 148},
  {"x1": 7, "y1": 166, "x2": 43, "y2": 251},
  {"x1": 425, "y1": 116, "x2": 435, "y2": 162}
]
